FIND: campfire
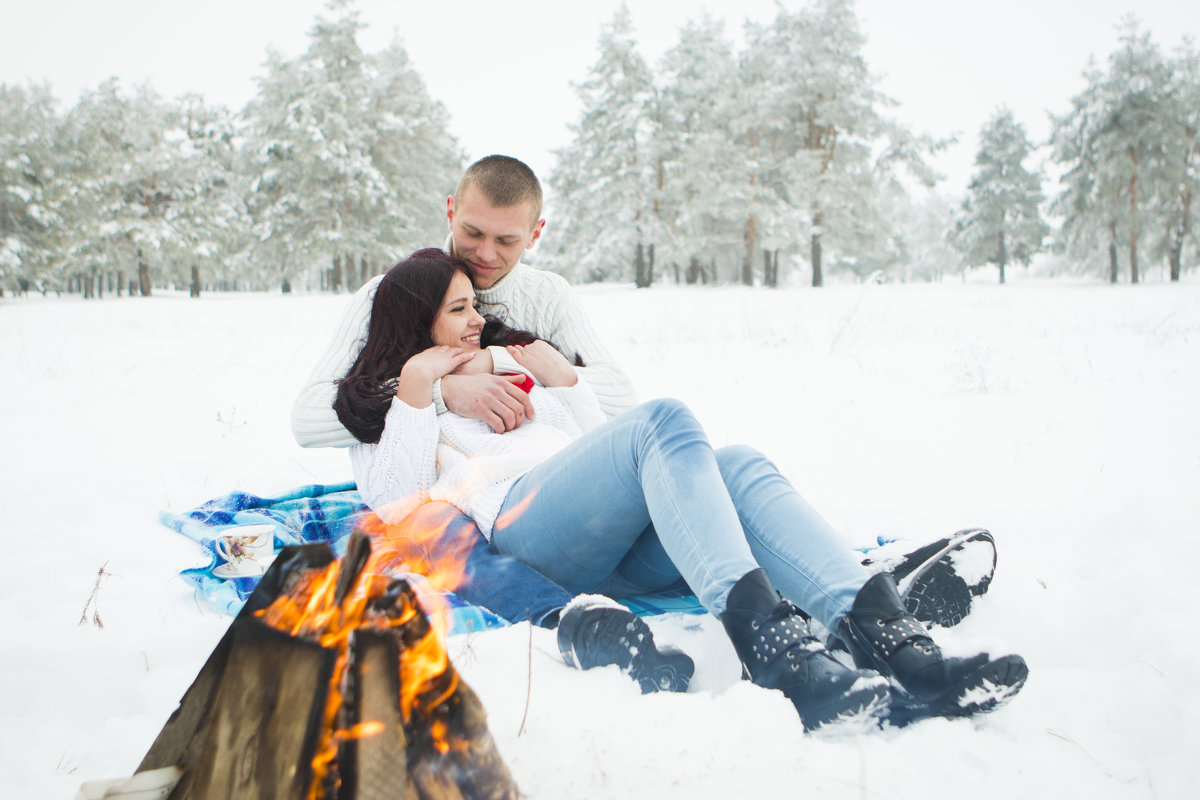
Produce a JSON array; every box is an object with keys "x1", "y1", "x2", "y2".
[{"x1": 134, "y1": 528, "x2": 518, "y2": 800}]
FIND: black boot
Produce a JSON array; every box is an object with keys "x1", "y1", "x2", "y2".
[
  {"x1": 557, "y1": 595, "x2": 694, "y2": 693},
  {"x1": 838, "y1": 572, "x2": 1028, "y2": 724},
  {"x1": 720, "y1": 569, "x2": 889, "y2": 731}
]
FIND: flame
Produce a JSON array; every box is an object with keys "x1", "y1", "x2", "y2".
[
  {"x1": 253, "y1": 503, "x2": 480, "y2": 798},
  {"x1": 334, "y1": 720, "x2": 386, "y2": 741}
]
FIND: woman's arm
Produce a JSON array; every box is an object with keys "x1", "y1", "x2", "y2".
[{"x1": 349, "y1": 398, "x2": 441, "y2": 524}]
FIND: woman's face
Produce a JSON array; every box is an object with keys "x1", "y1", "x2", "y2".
[{"x1": 431, "y1": 271, "x2": 485, "y2": 350}]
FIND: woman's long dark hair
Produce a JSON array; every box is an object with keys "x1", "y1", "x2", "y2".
[{"x1": 334, "y1": 248, "x2": 575, "y2": 444}]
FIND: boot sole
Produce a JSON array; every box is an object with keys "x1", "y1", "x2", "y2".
[{"x1": 895, "y1": 529, "x2": 996, "y2": 628}]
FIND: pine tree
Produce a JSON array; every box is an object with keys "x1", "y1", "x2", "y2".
[
  {"x1": 167, "y1": 95, "x2": 253, "y2": 294},
  {"x1": 546, "y1": 4, "x2": 662, "y2": 285},
  {"x1": 1052, "y1": 18, "x2": 1178, "y2": 283},
  {"x1": 951, "y1": 109, "x2": 1048, "y2": 283},
  {"x1": 1163, "y1": 39, "x2": 1199, "y2": 281},
  {"x1": 0, "y1": 82, "x2": 61, "y2": 294},
  {"x1": 655, "y1": 13, "x2": 745, "y2": 284},
  {"x1": 244, "y1": 1, "x2": 460, "y2": 290},
  {"x1": 54, "y1": 79, "x2": 185, "y2": 296},
  {"x1": 739, "y1": 0, "x2": 939, "y2": 287}
]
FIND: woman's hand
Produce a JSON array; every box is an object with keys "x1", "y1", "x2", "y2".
[
  {"x1": 404, "y1": 346, "x2": 476, "y2": 382},
  {"x1": 506, "y1": 341, "x2": 578, "y2": 387},
  {"x1": 394, "y1": 346, "x2": 476, "y2": 408}
]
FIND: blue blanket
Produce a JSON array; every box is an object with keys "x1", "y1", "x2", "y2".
[{"x1": 160, "y1": 482, "x2": 705, "y2": 636}]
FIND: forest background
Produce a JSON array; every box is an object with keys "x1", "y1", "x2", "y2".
[{"x1": 1, "y1": 0, "x2": 1198, "y2": 296}]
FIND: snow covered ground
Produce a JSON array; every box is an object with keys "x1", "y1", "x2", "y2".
[{"x1": 2, "y1": 275, "x2": 1197, "y2": 799}]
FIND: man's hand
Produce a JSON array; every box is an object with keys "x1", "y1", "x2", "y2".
[{"x1": 442, "y1": 372, "x2": 535, "y2": 433}]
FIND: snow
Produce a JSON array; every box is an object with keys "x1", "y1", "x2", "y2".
[{"x1": 2, "y1": 276, "x2": 1197, "y2": 799}]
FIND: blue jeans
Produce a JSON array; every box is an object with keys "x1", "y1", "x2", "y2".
[{"x1": 492, "y1": 399, "x2": 870, "y2": 631}]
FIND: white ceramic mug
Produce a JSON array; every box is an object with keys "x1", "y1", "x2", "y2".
[{"x1": 215, "y1": 524, "x2": 276, "y2": 576}]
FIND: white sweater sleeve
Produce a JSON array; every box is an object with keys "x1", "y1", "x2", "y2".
[
  {"x1": 529, "y1": 276, "x2": 637, "y2": 420},
  {"x1": 348, "y1": 398, "x2": 440, "y2": 524},
  {"x1": 290, "y1": 276, "x2": 381, "y2": 449}
]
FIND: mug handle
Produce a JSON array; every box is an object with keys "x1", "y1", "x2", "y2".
[{"x1": 216, "y1": 536, "x2": 240, "y2": 562}]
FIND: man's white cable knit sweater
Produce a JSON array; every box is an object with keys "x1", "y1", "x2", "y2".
[
  {"x1": 350, "y1": 381, "x2": 606, "y2": 538},
  {"x1": 291, "y1": 258, "x2": 637, "y2": 448}
]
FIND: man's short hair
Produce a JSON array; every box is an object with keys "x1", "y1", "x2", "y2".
[{"x1": 455, "y1": 155, "x2": 543, "y2": 224}]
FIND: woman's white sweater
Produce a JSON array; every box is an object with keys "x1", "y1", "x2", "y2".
[{"x1": 349, "y1": 381, "x2": 606, "y2": 538}]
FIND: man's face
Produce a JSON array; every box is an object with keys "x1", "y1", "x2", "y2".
[{"x1": 447, "y1": 186, "x2": 545, "y2": 290}]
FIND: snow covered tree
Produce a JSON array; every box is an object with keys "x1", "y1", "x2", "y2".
[
  {"x1": 1051, "y1": 18, "x2": 1179, "y2": 283},
  {"x1": 0, "y1": 82, "x2": 62, "y2": 294},
  {"x1": 1163, "y1": 39, "x2": 1199, "y2": 281},
  {"x1": 365, "y1": 39, "x2": 464, "y2": 256},
  {"x1": 546, "y1": 4, "x2": 662, "y2": 285},
  {"x1": 54, "y1": 79, "x2": 186, "y2": 296},
  {"x1": 244, "y1": 0, "x2": 461, "y2": 290},
  {"x1": 894, "y1": 189, "x2": 962, "y2": 282},
  {"x1": 167, "y1": 95, "x2": 253, "y2": 294},
  {"x1": 739, "y1": 0, "x2": 939, "y2": 287},
  {"x1": 950, "y1": 109, "x2": 1048, "y2": 283},
  {"x1": 654, "y1": 13, "x2": 746, "y2": 284}
]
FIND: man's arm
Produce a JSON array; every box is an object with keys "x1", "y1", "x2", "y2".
[
  {"x1": 290, "y1": 276, "x2": 380, "y2": 448},
  {"x1": 535, "y1": 280, "x2": 637, "y2": 420}
]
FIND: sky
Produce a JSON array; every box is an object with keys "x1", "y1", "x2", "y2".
[{"x1": 2, "y1": 0, "x2": 1197, "y2": 196}]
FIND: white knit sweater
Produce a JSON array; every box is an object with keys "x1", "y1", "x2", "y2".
[
  {"x1": 349, "y1": 381, "x2": 607, "y2": 537},
  {"x1": 291, "y1": 257, "x2": 637, "y2": 448}
]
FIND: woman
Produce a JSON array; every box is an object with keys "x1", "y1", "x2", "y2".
[{"x1": 337, "y1": 249, "x2": 1028, "y2": 730}]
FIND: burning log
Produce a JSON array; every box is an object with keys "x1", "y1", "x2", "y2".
[{"x1": 137, "y1": 532, "x2": 518, "y2": 800}]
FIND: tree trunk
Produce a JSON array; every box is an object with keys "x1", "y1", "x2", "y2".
[
  {"x1": 811, "y1": 234, "x2": 823, "y2": 288},
  {"x1": 1168, "y1": 191, "x2": 1190, "y2": 282},
  {"x1": 1108, "y1": 223, "x2": 1119, "y2": 284},
  {"x1": 1130, "y1": 229, "x2": 1139, "y2": 284},
  {"x1": 997, "y1": 229, "x2": 1007, "y2": 285},
  {"x1": 190, "y1": 265, "x2": 201, "y2": 298},
  {"x1": 763, "y1": 248, "x2": 779, "y2": 288},
  {"x1": 634, "y1": 243, "x2": 652, "y2": 288},
  {"x1": 742, "y1": 216, "x2": 757, "y2": 286},
  {"x1": 1129, "y1": 150, "x2": 1140, "y2": 285},
  {"x1": 332, "y1": 255, "x2": 343, "y2": 293},
  {"x1": 138, "y1": 261, "x2": 152, "y2": 297},
  {"x1": 811, "y1": 208, "x2": 824, "y2": 288},
  {"x1": 117, "y1": 271, "x2": 126, "y2": 296}
]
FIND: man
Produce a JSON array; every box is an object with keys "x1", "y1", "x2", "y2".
[{"x1": 292, "y1": 155, "x2": 993, "y2": 698}]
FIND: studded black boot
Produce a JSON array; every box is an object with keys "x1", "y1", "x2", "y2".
[
  {"x1": 720, "y1": 569, "x2": 889, "y2": 731},
  {"x1": 838, "y1": 572, "x2": 1028, "y2": 724}
]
